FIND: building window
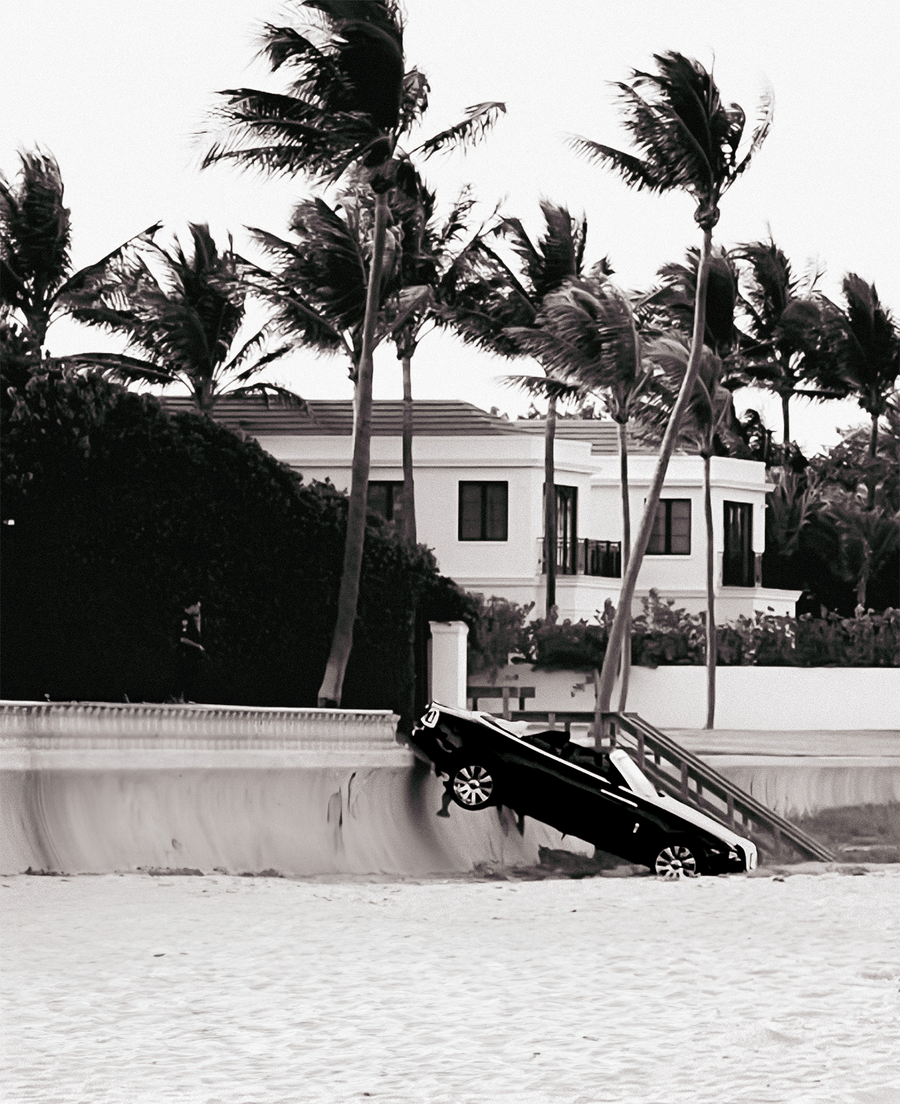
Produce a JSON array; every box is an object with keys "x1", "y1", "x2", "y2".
[
  {"x1": 368, "y1": 481, "x2": 405, "y2": 525},
  {"x1": 459, "y1": 481, "x2": 508, "y2": 541},
  {"x1": 647, "y1": 498, "x2": 691, "y2": 555},
  {"x1": 554, "y1": 485, "x2": 578, "y2": 574},
  {"x1": 723, "y1": 501, "x2": 754, "y2": 586}
]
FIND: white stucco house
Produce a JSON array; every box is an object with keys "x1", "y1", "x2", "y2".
[{"x1": 166, "y1": 398, "x2": 799, "y2": 623}]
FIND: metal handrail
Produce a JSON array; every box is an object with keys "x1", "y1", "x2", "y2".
[{"x1": 491, "y1": 707, "x2": 834, "y2": 863}]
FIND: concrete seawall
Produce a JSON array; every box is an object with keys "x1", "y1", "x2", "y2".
[{"x1": 0, "y1": 702, "x2": 590, "y2": 876}]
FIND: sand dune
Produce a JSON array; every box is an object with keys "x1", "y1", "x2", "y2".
[{"x1": 3, "y1": 869, "x2": 899, "y2": 1103}]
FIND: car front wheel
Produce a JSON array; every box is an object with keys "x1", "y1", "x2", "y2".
[
  {"x1": 449, "y1": 762, "x2": 497, "y2": 810},
  {"x1": 652, "y1": 839, "x2": 702, "y2": 878}
]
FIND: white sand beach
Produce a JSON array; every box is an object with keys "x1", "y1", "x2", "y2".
[{"x1": 3, "y1": 869, "x2": 899, "y2": 1104}]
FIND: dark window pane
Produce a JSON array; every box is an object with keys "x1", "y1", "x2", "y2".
[
  {"x1": 484, "y1": 483, "x2": 508, "y2": 540},
  {"x1": 723, "y1": 501, "x2": 753, "y2": 586},
  {"x1": 459, "y1": 482, "x2": 508, "y2": 541},
  {"x1": 669, "y1": 499, "x2": 691, "y2": 554},
  {"x1": 647, "y1": 498, "x2": 691, "y2": 554},
  {"x1": 368, "y1": 481, "x2": 403, "y2": 522}
]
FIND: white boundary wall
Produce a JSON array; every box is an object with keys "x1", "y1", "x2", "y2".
[
  {"x1": 0, "y1": 701, "x2": 590, "y2": 875},
  {"x1": 469, "y1": 665, "x2": 900, "y2": 731}
]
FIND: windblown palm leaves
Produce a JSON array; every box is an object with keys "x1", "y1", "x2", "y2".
[
  {"x1": 74, "y1": 223, "x2": 294, "y2": 415},
  {"x1": 0, "y1": 149, "x2": 158, "y2": 355},
  {"x1": 654, "y1": 245, "x2": 740, "y2": 357},
  {"x1": 571, "y1": 51, "x2": 772, "y2": 231},
  {"x1": 732, "y1": 238, "x2": 829, "y2": 446},
  {"x1": 202, "y1": 1, "x2": 503, "y2": 188},
  {"x1": 816, "y1": 275, "x2": 900, "y2": 467},
  {"x1": 571, "y1": 52, "x2": 772, "y2": 727}
]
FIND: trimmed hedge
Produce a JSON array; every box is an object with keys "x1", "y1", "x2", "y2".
[{"x1": 1, "y1": 368, "x2": 471, "y2": 715}]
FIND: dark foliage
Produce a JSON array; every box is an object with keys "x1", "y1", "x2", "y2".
[{"x1": 1, "y1": 368, "x2": 466, "y2": 717}]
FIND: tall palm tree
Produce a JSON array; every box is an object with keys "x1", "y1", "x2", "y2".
[
  {"x1": 203, "y1": 0, "x2": 503, "y2": 705},
  {"x1": 0, "y1": 147, "x2": 158, "y2": 359},
  {"x1": 390, "y1": 183, "x2": 476, "y2": 544},
  {"x1": 72, "y1": 223, "x2": 295, "y2": 414},
  {"x1": 441, "y1": 201, "x2": 589, "y2": 615},
  {"x1": 502, "y1": 270, "x2": 659, "y2": 707},
  {"x1": 732, "y1": 237, "x2": 829, "y2": 448},
  {"x1": 637, "y1": 335, "x2": 736, "y2": 728},
  {"x1": 570, "y1": 51, "x2": 772, "y2": 731},
  {"x1": 816, "y1": 275, "x2": 900, "y2": 506}
]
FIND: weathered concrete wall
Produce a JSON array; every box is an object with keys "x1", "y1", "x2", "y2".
[{"x1": 0, "y1": 702, "x2": 589, "y2": 876}]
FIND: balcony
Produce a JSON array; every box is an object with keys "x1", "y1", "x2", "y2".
[{"x1": 538, "y1": 538, "x2": 622, "y2": 578}]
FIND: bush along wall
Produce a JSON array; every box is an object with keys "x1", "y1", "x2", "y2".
[
  {"x1": 0, "y1": 367, "x2": 469, "y2": 719},
  {"x1": 495, "y1": 591, "x2": 900, "y2": 673}
]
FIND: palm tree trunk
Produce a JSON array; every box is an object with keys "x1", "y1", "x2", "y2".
[
  {"x1": 594, "y1": 227, "x2": 713, "y2": 746},
  {"x1": 867, "y1": 412, "x2": 879, "y2": 509},
  {"x1": 781, "y1": 391, "x2": 791, "y2": 450},
  {"x1": 616, "y1": 420, "x2": 632, "y2": 712},
  {"x1": 703, "y1": 452, "x2": 716, "y2": 729},
  {"x1": 544, "y1": 397, "x2": 558, "y2": 617},
  {"x1": 317, "y1": 192, "x2": 389, "y2": 707},
  {"x1": 400, "y1": 353, "x2": 417, "y2": 543}
]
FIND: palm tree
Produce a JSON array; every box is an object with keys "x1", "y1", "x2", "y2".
[
  {"x1": 732, "y1": 237, "x2": 829, "y2": 448},
  {"x1": 390, "y1": 183, "x2": 476, "y2": 544},
  {"x1": 637, "y1": 334, "x2": 736, "y2": 728},
  {"x1": 816, "y1": 275, "x2": 900, "y2": 506},
  {"x1": 250, "y1": 177, "x2": 473, "y2": 548},
  {"x1": 202, "y1": 0, "x2": 503, "y2": 705},
  {"x1": 502, "y1": 270, "x2": 659, "y2": 706},
  {"x1": 441, "y1": 201, "x2": 589, "y2": 615},
  {"x1": 0, "y1": 148, "x2": 158, "y2": 359},
  {"x1": 820, "y1": 488, "x2": 900, "y2": 610},
  {"x1": 570, "y1": 51, "x2": 772, "y2": 731},
  {"x1": 72, "y1": 223, "x2": 295, "y2": 414}
]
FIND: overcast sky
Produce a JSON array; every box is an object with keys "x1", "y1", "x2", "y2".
[{"x1": 3, "y1": 0, "x2": 897, "y2": 453}]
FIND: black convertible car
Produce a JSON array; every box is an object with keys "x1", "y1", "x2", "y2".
[{"x1": 410, "y1": 702, "x2": 758, "y2": 877}]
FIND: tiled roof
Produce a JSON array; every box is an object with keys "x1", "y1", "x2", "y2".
[
  {"x1": 513, "y1": 418, "x2": 654, "y2": 454},
  {"x1": 159, "y1": 396, "x2": 651, "y2": 454},
  {"x1": 161, "y1": 397, "x2": 524, "y2": 436}
]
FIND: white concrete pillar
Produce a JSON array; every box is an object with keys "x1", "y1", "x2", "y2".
[{"x1": 428, "y1": 621, "x2": 469, "y2": 709}]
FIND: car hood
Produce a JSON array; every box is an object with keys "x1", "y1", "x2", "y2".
[{"x1": 644, "y1": 789, "x2": 750, "y2": 849}]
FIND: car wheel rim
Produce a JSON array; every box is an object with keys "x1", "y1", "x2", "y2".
[
  {"x1": 453, "y1": 765, "x2": 493, "y2": 806},
  {"x1": 655, "y1": 844, "x2": 698, "y2": 878}
]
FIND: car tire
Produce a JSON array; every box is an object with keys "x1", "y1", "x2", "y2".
[
  {"x1": 651, "y1": 838, "x2": 703, "y2": 878},
  {"x1": 449, "y1": 761, "x2": 498, "y2": 810}
]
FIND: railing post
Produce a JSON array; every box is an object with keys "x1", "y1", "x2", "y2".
[
  {"x1": 726, "y1": 792, "x2": 734, "y2": 829},
  {"x1": 680, "y1": 761, "x2": 690, "y2": 800}
]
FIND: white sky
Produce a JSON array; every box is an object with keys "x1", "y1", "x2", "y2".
[{"x1": 3, "y1": 0, "x2": 898, "y2": 454}]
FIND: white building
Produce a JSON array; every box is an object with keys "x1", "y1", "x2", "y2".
[{"x1": 168, "y1": 398, "x2": 799, "y2": 623}]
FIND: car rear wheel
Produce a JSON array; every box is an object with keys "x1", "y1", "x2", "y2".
[
  {"x1": 652, "y1": 839, "x2": 702, "y2": 878},
  {"x1": 449, "y1": 762, "x2": 497, "y2": 810}
]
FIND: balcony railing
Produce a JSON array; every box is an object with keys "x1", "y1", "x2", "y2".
[{"x1": 538, "y1": 538, "x2": 622, "y2": 578}]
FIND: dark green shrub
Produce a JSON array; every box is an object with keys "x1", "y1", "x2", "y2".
[
  {"x1": 1, "y1": 367, "x2": 460, "y2": 717},
  {"x1": 510, "y1": 589, "x2": 899, "y2": 670}
]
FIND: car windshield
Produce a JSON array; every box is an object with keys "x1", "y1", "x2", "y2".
[{"x1": 609, "y1": 750, "x2": 658, "y2": 800}]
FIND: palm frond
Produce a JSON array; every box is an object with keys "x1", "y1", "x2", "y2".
[
  {"x1": 500, "y1": 372, "x2": 587, "y2": 404},
  {"x1": 415, "y1": 101, "x2": 506, "y2": 159}
]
